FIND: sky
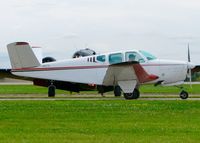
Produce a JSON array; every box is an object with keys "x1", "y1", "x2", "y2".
[{"x1": 1, "y1": 0, "x2": 200, "y2": 68}]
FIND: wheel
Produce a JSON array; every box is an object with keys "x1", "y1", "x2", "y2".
[
  {"x1": 114, "y1": 86, "x2": 121, "y2": 97},
  {"x1": 180, "y1": 91, "x2": 188, "y2": 99},
  {"x1": 123, "y1": 89, "x2": 140, "y2": 100},
  {"x1": 48, "y1": 85, "x2": 56, "y2": 97}
]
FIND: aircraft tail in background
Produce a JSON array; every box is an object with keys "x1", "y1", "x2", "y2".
[{"x1": 7, "y1": 42, "x2": 41, "y2": 69}]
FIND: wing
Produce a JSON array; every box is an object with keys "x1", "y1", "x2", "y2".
[
  {"x1": 0, "y1": 69, "x2": 96, "y2": 92},
  {"x1": 0, "y1": 69, "x2": 11, "y2": 78},
  {"x1": 102, "y1": 61, "x2": 158, "y2": 93},
  {"x1": 0, "y1": 68, "x2": 32, "y2": 80}
]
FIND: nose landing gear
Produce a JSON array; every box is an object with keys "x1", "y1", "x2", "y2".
[
  {"x1": 179, "y1": 90, "x2": 189, "y2": 99},
  {"x1": 176, "y1": 85, "x2": 189, "y2": 99}
]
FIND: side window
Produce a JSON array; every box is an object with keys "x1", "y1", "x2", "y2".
[
  {"x1": 97, "y1": 55, "x2": 106, "y2": 62},
  {"x1": 109, "y1": 53, "x2": 123, "y2": 64},
  {"x1": 125, "y1": 52, "x2": 145, "y2": 63},
  {"x1": 90, "y1": 57, "x2": 92, "y2": 62}
]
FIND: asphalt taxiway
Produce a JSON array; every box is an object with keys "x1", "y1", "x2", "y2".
[
  {"x1": 0, "y1": 94, "x2": 200, "y2": 101},
  {"x1": 0, "y1": 98, "x2": 200, "y2": 101}
]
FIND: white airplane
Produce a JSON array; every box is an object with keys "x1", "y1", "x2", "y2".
[{"x1": 6, "y1": 42, "x2": 199, "y2": 99}]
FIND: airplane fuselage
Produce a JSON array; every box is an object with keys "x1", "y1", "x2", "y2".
[{"x1": 12, "y1": 50, "x2": 188, "y2": 86}]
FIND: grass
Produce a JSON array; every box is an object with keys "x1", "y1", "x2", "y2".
[
  {"x1": 0, "y1": 84, "x2": 200, "y2": 95},
  {"x1": 0, "y1": 100, "x2": 200, "y2": 143},
  {"x1": 140, "y1": 84, "x2": 200, "y2": 94},
  {"x1": 0, "y1": 85, "x2": 200, "y2": 142},
  {"x1": 0, "y1": 85, "x2": 67, "y2": 94}
]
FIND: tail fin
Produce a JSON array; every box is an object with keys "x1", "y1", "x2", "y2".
[{"x1": 7, "y1": 42, "x2": 40, "y2": 69}]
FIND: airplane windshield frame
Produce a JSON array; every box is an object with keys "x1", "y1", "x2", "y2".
[{"x1": 139, "y1": 50, "x2": 157, "y2": 61}]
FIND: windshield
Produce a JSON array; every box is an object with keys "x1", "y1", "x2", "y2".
[
  {"x1": 125, "y1": 52, "x2": 145, "y2": 63},
  {"x1": 139, "y1": 50, "x2": 157, "y2": 61}
]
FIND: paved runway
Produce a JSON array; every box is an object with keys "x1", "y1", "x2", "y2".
[
  {"x1": 0, "y1": 94, "x2": 200, "y2": 101},
  {"x1": 1, "y1": 98, "x2": 200, "y2": 101}
]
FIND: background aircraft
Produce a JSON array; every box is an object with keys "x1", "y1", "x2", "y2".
[{"x1": 5, "y1": 42, "x2": 200, "y2": 99}]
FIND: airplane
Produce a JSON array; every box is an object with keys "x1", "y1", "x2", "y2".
[{"x1": 6, "y1": 42, "x2": 200, "y2": 100}]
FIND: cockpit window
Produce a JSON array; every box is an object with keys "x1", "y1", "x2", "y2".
[
  {"x1": 97, "y1": 55, "x2": 106, "y2": 62},
  {"x1": 109, "y1": 53, "x2": 123, "y2": 64},
  {"x1": 125, "y1": 52, "x2": 145, "y2": 63},
  {"x1": 139, "y1": 50, "x2": 157, "y2": 61}
]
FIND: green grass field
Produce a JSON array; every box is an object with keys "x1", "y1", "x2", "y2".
[
  {"x1": 0, "y1": 100, "x2": 200, "y2": 143},
  {"x1": 0, "y1": 84, "x2": 200, "y2": 142},
  {"x1": 0, "y1": 84, "x2": 200, "y2": 95}
]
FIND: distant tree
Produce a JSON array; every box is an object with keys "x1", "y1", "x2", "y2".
[
  {"x1": 192, "y1": 72, "x2": 200, "y2": 81},
  {"x1": 185, "y1": 72, "x2": 200, "y2": 81}
]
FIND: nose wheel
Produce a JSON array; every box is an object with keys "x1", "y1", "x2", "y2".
[{"x1": 179, "y1": 90, "x2": 188, "y2": 99}]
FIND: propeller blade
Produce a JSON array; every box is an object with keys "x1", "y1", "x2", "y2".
[
  {"x1": 188, "y1": 43, "x2": 191, "y2": 62},
  {"x1": 187, "y1": 43, "x2": 192, "y2": 88},
  {"x1": 189, "y1": 69, "x2": 192, "y2": 88}
]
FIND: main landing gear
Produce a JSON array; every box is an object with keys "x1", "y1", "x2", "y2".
[
  {"x1": 123, "y1": 88, "x2": 140, "y2": 100},
  {"x1": 114, "y1": 86, "x2": 122, "y2": 97},
  {"x1": 48, "y1": 83, "x2": 56, "y2": 97}
]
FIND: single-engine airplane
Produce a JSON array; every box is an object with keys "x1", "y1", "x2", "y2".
[{"x1": 6, "y1": 42, "x2": 200, "y2": 99}]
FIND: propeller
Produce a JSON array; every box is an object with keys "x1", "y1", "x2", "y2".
[
  {"x1": 187, "y1": 43, "x2": 193, "y2": 88},
  {"x1": 188, "y1": 44, "x2": 191, "y2": 80}
]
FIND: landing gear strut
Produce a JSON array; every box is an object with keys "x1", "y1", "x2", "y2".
[
  {"x1": 123, "y1": 88, "x2": 140, "y2": 100},
  {"x1": 179, "y1": 90, "x2": 188, "y2": 99},
  {"x1": 114, "y1": 86, "x2": 121, "y2": 97},
  {"x1": 48, "y1": 84, "x2": 56, "y2": 97}
]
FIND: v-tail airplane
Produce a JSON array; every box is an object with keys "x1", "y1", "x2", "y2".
[{"x1": 6, "y1": 42, "x2": 200, "y2": 99}]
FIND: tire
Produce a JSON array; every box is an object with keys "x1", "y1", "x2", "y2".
[
  {"x1": 180, "y1": 91, "x2": 188, "y2": 100},
  {"x1": 48, "y1": 85, "x2": 56, "y2": 97},
  {"x1": 114, "y1": 86, "x2": 121, "y2": 97},
  {"x1": 123, "y1": 89, "x2": 140, "y2": 100}
]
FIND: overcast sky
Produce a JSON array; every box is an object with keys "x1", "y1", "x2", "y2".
[{"x1": 1, "y1": 0, "x2": 200, "y2": 68}]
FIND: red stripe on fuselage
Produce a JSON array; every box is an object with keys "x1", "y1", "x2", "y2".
[
  {"x1": 141, "y1": 64, "x2": 185, "y2": 66},
  {"x1": 12, "y1": 65, "x2": 109, "y2": 72},
  {"x1": 12, "y1": 63, "x2": 183, "y2": 72}
]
